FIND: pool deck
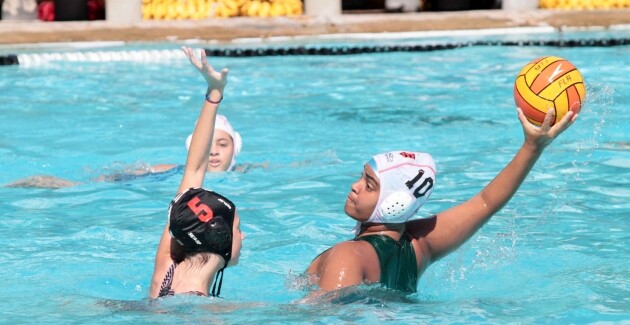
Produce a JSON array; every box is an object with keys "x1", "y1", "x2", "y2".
[{"x1": 0, "y1": 9, "x2": 629, "y2": 45}]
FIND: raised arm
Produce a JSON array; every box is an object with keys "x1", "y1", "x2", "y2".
[
  {"x1": 177, "y1": 46, "x2": 229, "y2": 193},
  {"x1": 149, "y1": 47, "x2": 229, "y2": 298},
  {"x1": 408, "y1": 108, "x2": 577, "y2": 262}
]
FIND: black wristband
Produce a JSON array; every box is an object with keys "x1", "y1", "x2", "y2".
[{"x1": 205, "y1": 93, "x2": 223, "y2": 104}]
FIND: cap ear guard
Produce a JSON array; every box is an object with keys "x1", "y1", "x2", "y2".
[
  {"x1": 378, "y1": 191, "x2": 415, "y2": 220},
  {"x1": 232, "y1": 131, "x2": 242, "y2": 156},
  {"x1": 366, "y1": 151, "x2": 436, "y2": 225},
  {"x1": 202, "y1": 215, "x2": 232, "y2": 253}
]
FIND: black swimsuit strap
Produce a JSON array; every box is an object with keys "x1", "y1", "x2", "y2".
[{"x1": 158, "y1": 262, "x2": 177, "y2": 298}]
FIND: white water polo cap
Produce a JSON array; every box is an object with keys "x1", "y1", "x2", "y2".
[
  {"x1": 186, "y1": 114, "x2": 242, "y2": 171},
  {"x1": 366, "y1": 151, "x2": 436, "y2": 224}
]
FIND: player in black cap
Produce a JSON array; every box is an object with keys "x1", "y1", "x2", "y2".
[{"x1": 149, "y1": 47, "x2": 244, "y2": 299}]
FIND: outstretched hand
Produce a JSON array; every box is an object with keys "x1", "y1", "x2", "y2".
[
  {"x1": 182, "y1": 46, "x2": 229, "y2": 92},
  {"x1": 518, "y1": 107, "x2": 578, "y2": 151}
]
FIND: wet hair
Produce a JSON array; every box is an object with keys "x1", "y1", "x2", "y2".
[{"x1": 171, "y1": 244, "x2": 216, "y2": 268}]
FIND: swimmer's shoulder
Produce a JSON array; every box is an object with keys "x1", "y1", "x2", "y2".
[
  {"x1": 4, "y1": 175, "x2": 80, "y2": 189},
  {"x1": 309, "y1": 240, "x2": 374, "y2": 274},
  {"x1": 308, "y1": 240, "x2": 380, "y2": 289},
  {"x1": 150, "y1": 164, "x2": 178, "y2": 173}
]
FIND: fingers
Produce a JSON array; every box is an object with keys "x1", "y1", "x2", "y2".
[
  {"x1": 200, "y1": 48, "x2": 207, "y2": 61},
  {"x1": 516, "y1": 107, "x2": 528, "y2": 124},
  {"x1": 541, "y1": 108, "x2": 555, "y2": 131},
  {"x1": 200, "y1": 49, "x2": 212, "y2": 71},
  {"x1": 549, "y1": 111, "x2": 576, "y2": 135},
  {"x1": 181, "y1": 46, "x2": 191, "y2": 61},
  {"x1": 181, "y1": 47, "x2": 228, "y2": 87},
  {"x1": 516, "y1": 106, "x2": 535, "y2": 134},
  {"x1": 182, "y1": 46, "x2": 202, "y2": 69}
]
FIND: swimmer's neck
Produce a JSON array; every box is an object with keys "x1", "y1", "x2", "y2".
[
  {"x1": 357, "y1": 223, "x2": 405, "y2": 241},
  {"x1": 173, "y1": 257, "x2": 224, "y2": 295}
]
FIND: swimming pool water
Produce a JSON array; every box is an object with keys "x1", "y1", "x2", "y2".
[{"x1": 0, "y1": 33, "x2": 628, "y2": 323}]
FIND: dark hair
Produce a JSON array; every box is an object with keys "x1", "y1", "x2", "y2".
[{"x1": 171, "y1": 240, "x2": 223, "y2": 268}]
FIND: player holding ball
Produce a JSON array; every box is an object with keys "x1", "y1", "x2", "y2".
[{"x1": 303, "y1": 57, "x2": 582, "y2": 298}]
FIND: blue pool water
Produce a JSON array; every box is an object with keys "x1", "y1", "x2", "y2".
[{"x1": 0, "y1": 32, "x2": 628, "y2": 323}]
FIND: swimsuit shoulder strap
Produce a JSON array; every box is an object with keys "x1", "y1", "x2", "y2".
[{"x1": 158, "y1": 262, "x2": 178, "y2": 298}]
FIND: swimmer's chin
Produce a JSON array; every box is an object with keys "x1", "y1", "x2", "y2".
[
  {"x1": 343, "y1": 204, "x2": 365, "y2": 222},
  {"x1": 343, "y1": 198, "x2": 355, "y2": 214},
  {"x1": 206, "y1": 166, "x2": 227, "y2": 172}
]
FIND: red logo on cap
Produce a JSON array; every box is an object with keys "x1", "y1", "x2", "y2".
[
  {"x1": 187, "y1": 196, "x2": 214, "y2": 222},
  {"x1": 400, "y1": 152, "x2": 416, "y2": 159}
]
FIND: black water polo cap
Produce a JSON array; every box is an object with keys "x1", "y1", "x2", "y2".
[{"x1": 168, "y1": 188, "x2": 235, "y2": 263}]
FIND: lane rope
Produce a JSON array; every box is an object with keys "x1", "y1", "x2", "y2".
[{"x1": 1, "y1": 38, "x2": 628, "y2": 66}]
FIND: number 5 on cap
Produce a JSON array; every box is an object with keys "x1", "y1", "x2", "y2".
[{"x1": 187, "y1": 196, "x2": 214, "y2": 222}]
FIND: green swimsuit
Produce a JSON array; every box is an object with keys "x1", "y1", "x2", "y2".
[{"x1": 353, "y1": 234, "x2": 419, "y2": 293}]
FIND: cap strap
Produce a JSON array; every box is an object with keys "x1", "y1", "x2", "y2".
[{"x1": 211, "y1": 266, "x2": 226, "y2": 297}]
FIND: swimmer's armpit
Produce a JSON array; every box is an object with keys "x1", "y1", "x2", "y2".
[{"x1": 4, "y1": 175, "x2": 80, "y2": 189}]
